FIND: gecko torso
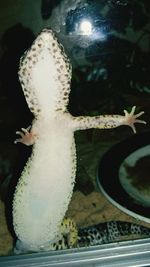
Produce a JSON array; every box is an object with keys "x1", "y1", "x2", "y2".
[{"x1": 13, "y1": 28, "x2": 146, "y2": 253}]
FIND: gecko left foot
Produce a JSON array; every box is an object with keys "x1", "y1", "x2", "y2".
[
  {"x1": 123, "y1": 106, "x2": 146, "y2": 133},
  {"x1": 14, "y1": 126, "x2": 37, "y2": 146}
]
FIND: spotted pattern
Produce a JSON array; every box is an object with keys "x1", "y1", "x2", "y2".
[
  {"x1": 13, "y1": 28, "x2": 145, "y2": 254},
  {"x1": 50, "y1": 220, "x2": 150, "y2": 250},
  {"x1": 18, "y1": 28, "x2": 72, "y2": 116}
]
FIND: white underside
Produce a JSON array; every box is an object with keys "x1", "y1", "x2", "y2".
[{"x1": 13, "y1": 117, "x2": 76, "y2": 249}]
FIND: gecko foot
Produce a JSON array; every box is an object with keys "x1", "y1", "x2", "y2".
[
  {"x1": 123, "y1": 106, "x2": 146, "y2": 133},
  {"x1": 14, "y1": 126, "x2": 36, "y2": 146}
]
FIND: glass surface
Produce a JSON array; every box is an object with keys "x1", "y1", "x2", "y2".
[
  {"x1": 0, "y1": 0, "x2": 150, "y2": 261},
  {"x1": 1, "y1": 238, "x2": 150, "y2": 267}
]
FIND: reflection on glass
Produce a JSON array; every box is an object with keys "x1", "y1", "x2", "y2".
[{"x1": 79, "y1": 19, "x2": 92, "y2": 35}]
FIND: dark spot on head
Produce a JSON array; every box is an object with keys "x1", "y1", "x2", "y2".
[
  {"x1": 24, "y1": 93, "x2": 29, "y2": 98},
  {"x1": 22, "y1": 68, "x2": 27, "y2": 74},
  {"x1": 30, "y1": 100, "x2": 35, "y2": 105}
]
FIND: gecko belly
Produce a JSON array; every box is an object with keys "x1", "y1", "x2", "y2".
[{"x1": 13, "y1": 129, "x2": 76, "y2": 250}]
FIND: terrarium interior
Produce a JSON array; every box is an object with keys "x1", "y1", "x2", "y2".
[{"x1": 0, "y1": 0, "x2": 150, "y2": 256}]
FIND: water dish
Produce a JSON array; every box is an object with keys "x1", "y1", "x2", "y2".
[{"x1": 97, "y1": 131, "x2": 150, "y2": 223}]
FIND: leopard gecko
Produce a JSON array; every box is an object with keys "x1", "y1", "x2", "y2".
[
  {"x1": 14, "y1": 218, "x2": 150, "y2": 253},
  {"x1": 13, "y1": 28, "x2": 146, "y2": 253}
]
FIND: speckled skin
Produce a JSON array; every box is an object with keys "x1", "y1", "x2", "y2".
[
  {"x1": 14, "y1": 220, "x2": 150, "y2": 252},
  {"x1": 13, "y1": 28, "x2": 146, "y2": 253},
  {"x1": 77, "y1": 221, "x2": 150, "y2": 247}
]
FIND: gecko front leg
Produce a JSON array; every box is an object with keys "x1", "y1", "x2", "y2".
[
  {"x1": 72, "y1": 106, "x2": 146, "y2": 133},
  {"x1": 14, "y1": 126, "x2": 37, "y2": 146}
]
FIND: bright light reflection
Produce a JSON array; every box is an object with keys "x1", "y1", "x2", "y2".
[{"x1": 79, "y1": 20, "x2": 92, "y2": 35}]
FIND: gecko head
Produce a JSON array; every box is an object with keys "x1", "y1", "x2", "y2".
[{"x1": 19, "y1": 28, "x2": 72, "y2": 116}]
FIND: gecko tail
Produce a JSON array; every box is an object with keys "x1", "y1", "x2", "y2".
[
  {"x1": 13, "y1": 221, "x2": 150, "y2": 253},
  {"x1": 77, "y1": 221, "x2": 150, "y2": 247}
]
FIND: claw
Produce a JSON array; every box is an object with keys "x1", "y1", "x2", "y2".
[
  {"x1": 130, "y1": 105, "x2": 136, "y2": 115},
  {"x1": 16, "y1": 131, "x2": 24, "y2": 137}
]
